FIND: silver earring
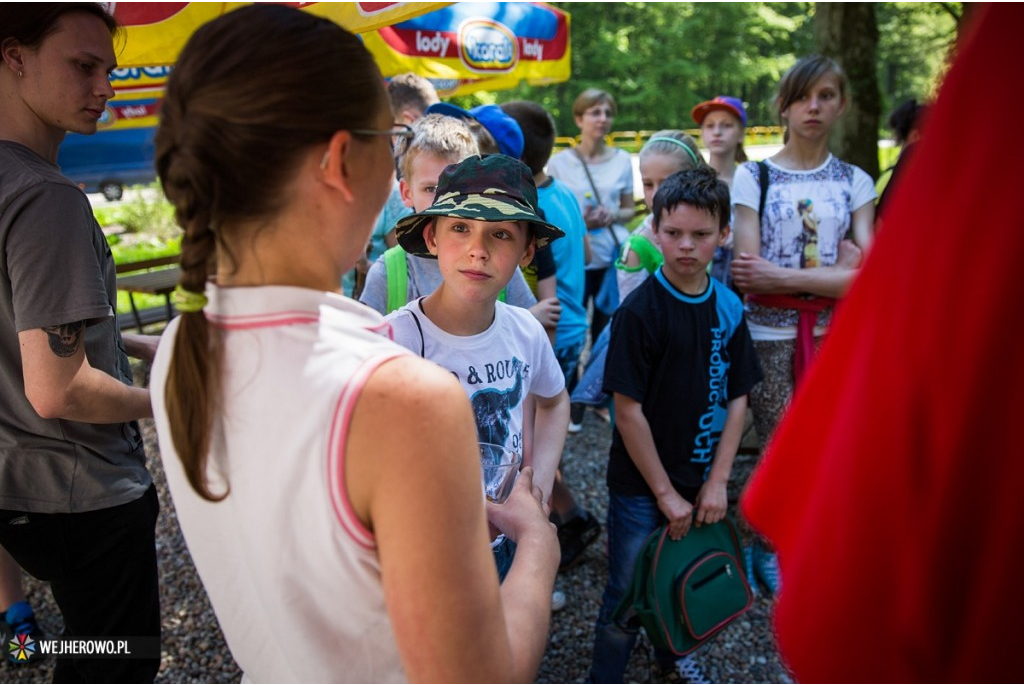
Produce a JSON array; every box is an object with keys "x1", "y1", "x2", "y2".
[{"x1": 17, "y1": 71, "x2": 23, "y2": 77}]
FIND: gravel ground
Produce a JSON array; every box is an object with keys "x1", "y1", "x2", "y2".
[{"x1": 2, "y1": 364, "x2": 793, "y2": 684}]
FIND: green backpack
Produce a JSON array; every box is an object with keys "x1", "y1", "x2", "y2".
[{"x1": 613, "y1": 518, "x2": 753, "y2": 656}]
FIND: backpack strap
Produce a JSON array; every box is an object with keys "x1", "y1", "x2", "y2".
[
  {"x1": 757, "y1": 160, "x2": 770, "y2": 224},
  {"x1": 616, "y1": 234, "x2": 664, "y2": 274},
  {"x1": 384, "y1": 245, "x2": 408, "y2": 315}
]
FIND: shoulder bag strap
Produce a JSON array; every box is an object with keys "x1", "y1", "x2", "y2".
[
  {"x1": 574, "y1": 148, "x2": 620, "y2": 250},
  {"x1": 757, "y1": 160, "x2": 770, "y2": 225}
]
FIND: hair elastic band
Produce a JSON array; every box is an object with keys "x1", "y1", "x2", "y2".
[
  {"x1": 172, "y1": 285, "x2": 208, "y2": 313},
  {"x1": 647, "y1": 136, "x2": 701, "y2": 168}
]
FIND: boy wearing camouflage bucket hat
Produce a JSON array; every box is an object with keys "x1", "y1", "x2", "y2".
[
  {"x1": 358, "y1": 115, "x2": 540, "y2": 318},
  {"x1": 393, "y1": 154, "x2": 564, "y2": 257},
  {"x1": 387, "y1": 155, "x2": 569, "y2": 580}
]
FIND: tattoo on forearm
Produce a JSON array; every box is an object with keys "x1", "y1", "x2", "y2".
[{"x1": 43, "y1": 321, "x2": 85, "y2": 358}]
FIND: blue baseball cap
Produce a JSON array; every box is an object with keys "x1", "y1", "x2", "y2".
[
  {"x1": 691, "y1": 96, "x2": 748, "y2": 127},
  {"x1": 424, "y1": 102, "x2": 525, "y2": 159}
]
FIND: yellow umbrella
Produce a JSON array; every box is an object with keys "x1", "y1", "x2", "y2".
[
  {"x1": 110, "y1": 2, "x2": 450, "y2": 68},
  {"x1": 103, "y1": 2, "x2": 570, "y2": 131},
  {"x1": 362, "y1": 1, "x2": 571, "y2": 96}
]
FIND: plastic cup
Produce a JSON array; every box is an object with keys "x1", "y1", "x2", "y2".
[{"x1": 480, "y1": 442, "x2": 522, "y2": 504}]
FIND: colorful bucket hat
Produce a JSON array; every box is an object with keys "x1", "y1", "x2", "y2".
[
  {"x1": 425, "y1": 102, "x2": 525, "y2": 159},
  {"x1": 393, "y1": 155, "x2": 564, "y2": 258},
  {"x1": 691, "y1": 96, "x2": 748, "y2": 127}
]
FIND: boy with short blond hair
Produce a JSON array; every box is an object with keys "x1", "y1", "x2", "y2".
[
  {"x1": 397, "y1": 113, "x2": 477, "y2": 186},
  {"x1": 359, "y1": 115, "x2": 538, "y2": 316},
  {"x1": 591, "y1": 167, "x2": 762, "y2": 683},
  {"x1": 386, "y1": 155, "x2": 570, "y2": 578}
]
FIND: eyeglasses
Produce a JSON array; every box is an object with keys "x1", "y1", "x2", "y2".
[
  {"x1": 352, "y1": 123, "x2": 414, "y2": 153},
  {"x1": 320, "y1": 124, "x2": 414, "y2": 170}
]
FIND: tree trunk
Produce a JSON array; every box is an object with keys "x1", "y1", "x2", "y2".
[{"x1": 814, "y1": 3, "x2": 880, "y2": 179}]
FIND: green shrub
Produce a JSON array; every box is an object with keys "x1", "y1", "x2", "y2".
[
  {"x1": 110, "y1": 237, "x2": 181, "y2": 265},
  {"x1": 94, "y1": 205, "x2": 120, "y2": 228},
  {"x1": 93, "y1": 183, "x2": 178, "y2": 238}
]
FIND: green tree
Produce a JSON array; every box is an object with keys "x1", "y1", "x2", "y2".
[
  {"x1": 876, "y1": 2, "x2": 960, "y2": 122},
  {"x1": 461, "y1": 3, "x2": 815, "y2": 135},
  {"x1": 448, "y1": 1, "x2": 960, "y2": 163}
]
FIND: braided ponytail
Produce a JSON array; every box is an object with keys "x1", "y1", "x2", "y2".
[{"x1": 156, "y1": 98, "x2": 224, "y2": 498}]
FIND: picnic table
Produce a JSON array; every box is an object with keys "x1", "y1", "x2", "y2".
[{"x1": 116, "y1": 255, "x2": 180, "y2": 333}]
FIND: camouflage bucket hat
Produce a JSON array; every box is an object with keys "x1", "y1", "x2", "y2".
[{"x1": 394, "y1": 154, "x2": 564, "y2": 258}]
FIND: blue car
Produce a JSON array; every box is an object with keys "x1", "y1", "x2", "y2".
[{"x1": 57, "y1": 127, "x2": 156, "y2": 201}]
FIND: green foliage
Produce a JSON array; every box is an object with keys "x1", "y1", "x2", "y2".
[
  {"x1": 93, "y1": 183, "x2": 178, "y2": 238},
  {"x1": 875, "y1": 3, "x2": 959, "y2": 132},
  {"x1": 110, "y1": 236, "x2": 181, "y2": 265},
  {"x1": 116, "y1": 290, "x2": 167, "y2": 316},
  {"x1": 109, "y1": 233, "x2": 180, "y2": 316},
  {"x1": 94, "y1": 205, "x2": 120, "y2": 229},
  {"x1": 468, "y1": 2, "x2": 816, "y2": 136},
  {"x1": 451, "y1": 2, "x2": 956, "y2": 149},
  {"x1": 92, "y1": 185, "x2": 181, "y2": 316}
]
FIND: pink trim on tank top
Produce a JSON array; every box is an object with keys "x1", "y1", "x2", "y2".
[
  {"x1": 207, "y1": 311, "x2": 320, "y2": 330},
  {"x1": 209, "y1": 311, "x2": 392, "y2": 336},
  {"x1": 327, "y1": 354, "x2": 402, "y2": 550}
]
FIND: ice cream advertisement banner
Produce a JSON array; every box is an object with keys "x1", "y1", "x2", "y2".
[
  {"x1": 105, "y1": 2, "x2": 449, "y2": 68},
  {"x1": 100, "y1": 66, "x2": 171, "y2": 131},
  {"x1": 363, "y1": 2, "x2": 570, "y2": 94},
  {"x1": 98, "y1": 3, "x2": 571, "y2": 128}
]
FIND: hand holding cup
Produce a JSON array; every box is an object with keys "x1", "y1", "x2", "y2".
[{"x1": 485, "y1": 466, "x2": 555, "y2": 544}]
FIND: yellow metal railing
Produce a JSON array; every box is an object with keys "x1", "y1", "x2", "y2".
[{"x1": 554, "y1": 126, "x2": 785, "y2": 151}]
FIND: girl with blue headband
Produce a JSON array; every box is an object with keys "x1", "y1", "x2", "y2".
[{"x1": 570, "y1": 131, "x2": 706, "y2": 422}]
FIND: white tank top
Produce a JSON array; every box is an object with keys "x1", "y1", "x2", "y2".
[{"x1": 151, "y1": 284, "x2": 408, "y2": 683}]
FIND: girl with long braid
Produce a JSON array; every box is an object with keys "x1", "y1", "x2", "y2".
[{"x1": 148, "y1": 6, "x2": 558, "y2": 682}]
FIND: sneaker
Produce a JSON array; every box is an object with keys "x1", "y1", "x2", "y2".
[
  {"x1": 676, "y1": 654, "x2": 710, "y2": 684},
  {"x1": 567, "y1": 420, "x2": 583, "y2": 434},
  {"x1": 557, "y1": 510, "x2": 601, "y2": 571},
  {"x1": 593, "y1": 406, "x2": 611, "y2": 424},
  {"x1": 551, "y1": 590, "x2": 566, "y2": 612},
  {"x1": 753, "y1": 545, "x2": 782, "y2": 596},
  {"x1": 743, "y1": 544, "x2": 758, "y2": 597},
  {"x1": 2, "y1": 601, "x2": 42, "y2": 665}
]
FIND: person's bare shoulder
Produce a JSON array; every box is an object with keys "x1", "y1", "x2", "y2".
[{"x1": 345, "y1": 353, "x2": 481, "y2": 542}]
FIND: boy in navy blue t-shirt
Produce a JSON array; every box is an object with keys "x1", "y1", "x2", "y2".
[{"x1": 590, "y1": 167, "x2": 762, "y2": 683}]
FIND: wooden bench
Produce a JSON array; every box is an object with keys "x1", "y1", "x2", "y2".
[{"x1": 115, "y1": 254, "x2": 181, "y2": 333}]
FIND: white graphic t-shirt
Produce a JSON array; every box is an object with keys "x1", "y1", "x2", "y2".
[
  {"x1": 386, "y1": 299, "x2": 565, "y2": 454},
  {"x1": 732, "y1": 154, "x2": 876, "y2": 334}
]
